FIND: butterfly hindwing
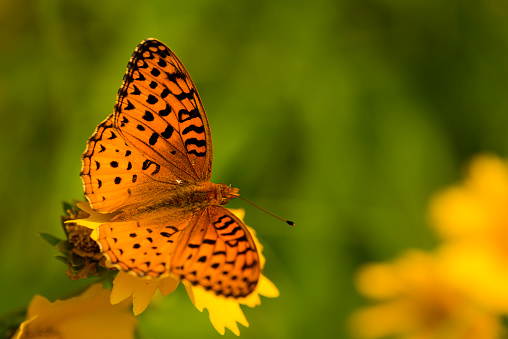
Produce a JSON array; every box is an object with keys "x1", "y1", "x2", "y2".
[
  {"x1": 171, "y1": 206, "x2": 260, "y2": 298},
  {"x1": 97, "y1": 213, "x2": 193, "y2": 277},
  {"x1": 97, "y1": 205, "x2": 261, "y2": 298}
]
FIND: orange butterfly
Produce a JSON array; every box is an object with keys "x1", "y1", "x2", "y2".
[{"x1": 81, "y1": 39, "x2": 259, "y2": 298}]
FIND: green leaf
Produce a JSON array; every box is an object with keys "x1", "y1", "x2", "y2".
[
  {"x1": 62, "y1": 201, "x2": 73, "y2": 215},
  {"x1": 55, "y1": 255, "x2": 68, "y2": 264},
  {"x1": 38, "y1": 233, "x2": 62, "y2": 247},
  {"x1": 55, "y1": 241, "x2": 73, "y2": 253}
]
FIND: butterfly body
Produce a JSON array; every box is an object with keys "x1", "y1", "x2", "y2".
[
  {"x1": 81, "y1": 39, "x2": 260, "y2": 298},
  {"x1": 111, "y1": 182, "x2": 239, "y2": 223}
]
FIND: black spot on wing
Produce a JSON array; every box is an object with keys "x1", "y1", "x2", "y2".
[
  {"x1": 137, "y1": 59, "x2": 149, "y2": 69},
  {"x1": 159, "y1": 103, "x2": 171, "y2": 117},
  {"x1": 222, "y1": 226, "x2": 242, "y2": 237},
  {"x1": 214, "y1": 216, "x2": 234, "y2": 230},
  {"x1": 178, "y1": 108, "x2": 199, "y2": 123},
  {"x1": 147, "y1": 95, "x2": 158, "y2": 105},
  {"x1": 135, "y1": 72, "x2": 146, "y2": 81},
  {"x1": 130, "y1": 85, "x2": 141, "y2": 95},
  {"x1": 142, "y1": 111, "x2": 154, "y2": 121},
  {"x1": 158, "y1": 58, "x2": 167, "y2": 67},
  {"x1": 161, "y1": 88, "x2": 170, "y2": 98},
  {"x1": 175, "y1": 89, "x2": 195, "y2": 101},
  {"x1": 141, "y1": 159, "x2": 160, "y2": 175},
  {"x1": 185, "y1": 138, "x2": 206, "y2": 148},
  {"x1": 182, "y1": 124, "x2": 205, "y2": 135},
  {"x1": 149, "y1": 133, "x2": 159, "y2": 146},
  {"x1": 165, "y1": 70, "x2": 185, "y2": 83},
  {"x1": 161, "y1": 124, "x2": 173, "y2": 139},
  {"x1": 125, "y1": 100, "x2": 135, "y2": 110},
  {"x1": 151, "y1": 68, "x2": 160, "y2": 77}
]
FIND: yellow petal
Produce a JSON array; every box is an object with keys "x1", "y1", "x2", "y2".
[
  {"x1": 73, "y1": 202, "x2": 116, "y2": 228},
  {"x1": 430, "y1": 187, "x2": 491, "y2": 239},
  {"x1": 467, "y1": 155, "x2": 508, "y2": 199},
  {"x1": 228, "y1": 208, "x2": 245, "y2": 220},
  {"x1": 27, "y1": 295, "x2": 52, "y2": 315},
  {"x1": 111, "y1": 271, "x2": 158, "y2": 315},
  {"x1": 110, "y1": 272, "x2": 138, "y2": 304},
  {"x1": 185, "y1": 283, "x2": 249, "y2": 336},
  {"x1": 256, "y1": 274, "x2": 280, "y2": 298},
  {"x1": 349, "y1": 301, "x2": 418, "y2": 339},
  {"x1": 439, "y1": 243, "x2": 508, "y2": 312},
  {"x1": 158, "y1": 275, "x2": 180, "y2": 296},
  {"x1": 16, "y1": 284, "x2": 136, "y2": 339},
  {"x1": 355, "y1": 263, "x2": 404, "y2": 300},
  {"x1": 69, "y1": 202, "x2": 118, "y2": 241},
  {"x1": 14, "y1": 315, "x2": 38, "y2": 339},
  {"x1": 132, "y1": 278, "x2": 158, "y2": 315}
]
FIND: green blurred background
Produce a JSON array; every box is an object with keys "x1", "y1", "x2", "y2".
[{"x1": 1, "y1": 0, "x2": 508, "y2": 338}]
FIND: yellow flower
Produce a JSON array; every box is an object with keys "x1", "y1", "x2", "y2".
[
  {"x1": 14, "y1": 284, "x2": 136, "y2": 339},
  {"x1": 430, "y1": 154, "x2": 508, "y2": 312},
  {"x1": 73, "y1": 202, "x2": 279, "y2": 335},
  {"x1": 349, "y1": 250, "x2": 502, "y2": 339}
]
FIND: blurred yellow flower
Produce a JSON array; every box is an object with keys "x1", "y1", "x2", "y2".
[
  {"x1": 14, "y1": 283, "x2": 136, "y2": 339},
  {"x1": 349, "y1": 250, "x2": 502, "y2": 339},
  {"x1": 73, "y1": 202, "x2": 279, "y2": 335},
  {"x1": 430, "y1": 154, "x2": 508, "y2": 312}
]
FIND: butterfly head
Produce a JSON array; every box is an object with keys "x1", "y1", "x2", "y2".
[{"x1": 216, "y1": 183, "x2": 239, "y2": 206}]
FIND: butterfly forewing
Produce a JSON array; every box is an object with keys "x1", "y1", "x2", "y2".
[
  {"x1": 81, "y1": 114, "x2": 182, "y2": 212},
  {"x1": 113, "y1": 39, "x2": 212, "y2": 181},
  {"x1": 81, "y1": 39, "x2": 213, "y2": 213}
]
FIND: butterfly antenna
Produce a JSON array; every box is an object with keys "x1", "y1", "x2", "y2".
[{"x1": 237, "y1": 196, "x2": 294, "y2": 226}]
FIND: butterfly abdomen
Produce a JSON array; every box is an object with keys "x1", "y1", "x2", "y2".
[
  {"x1": 112, "y1": 181, "x2": 238, "y2": 222},
  {"x1": 168, "y1": 182, "x2": 239, "y2": 208},
  {"x1": 168, "y1": 181, "x2": 220, "y2": 209}
]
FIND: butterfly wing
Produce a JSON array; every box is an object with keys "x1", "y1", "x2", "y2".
[
  {"x1": 97, "y1": 206, "x2": 260, "y2": 298},
  {"x1": 97, "y1": 214, "x2": 193, "y2": 277},
  {"x1": 171, "y1": 206, "x2": 260, "y2": 298},
  {"x1": 81, "y1": 39, "x2": 212, "y2": 213},
  {"x1": 113, "y1": 39, "x2": 213, "y2": 180}
]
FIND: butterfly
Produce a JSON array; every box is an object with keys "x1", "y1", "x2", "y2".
[{"x1": 80, "y1": 38, "x2": 260, "y2": 298}]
